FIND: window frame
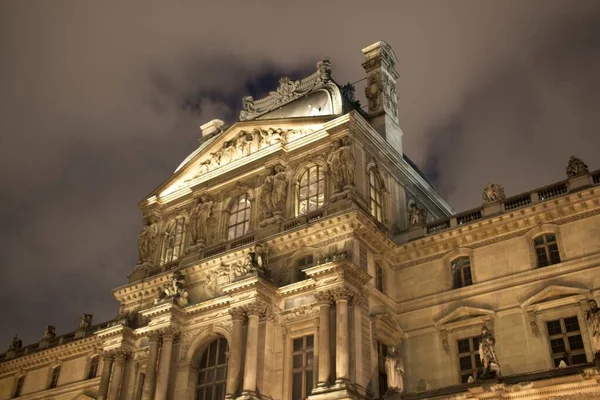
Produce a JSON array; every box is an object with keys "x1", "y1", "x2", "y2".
[
  {"x1": 87, "y1": 355, "x2": 100, "y2": 380},
  {"x1": 291, "y1": 334, "x2": 314, "y2": 400},
  {"x1": 295, "y1": 255, "x2": 314, "y2": 283},
  {"x1": 195, "y1": 337, "x2": 229, "y2": 400},
  {"x1": 227, "y1": 194, "x2": 252, "y2": 241},
  {"x1": 13, "y1": 375, "x2": 25, "y2": 398},
  {"x1": 161, "y1": 217, "x2": 186, "y2": 265},
  {"x1": 375, "y1": 264, "x2": 385, "y2": 293},
  {"x1": 368, "y1": 168, "x2": 384, "y2": 223},
  {"x1": 296, "y1": 165, "x2": 326, "y2": 217},
  {"x1": 533, "y1": 233, "x2": 561, "y2": 268},
  {"x1": 544, "y1": 316, "x2": 587, "y2": 367},
  {"x1": 451, "y1": 256, "x2": 473, "y2": 289},
  {"x1": 49, "y1": 365, "x2": 61, "y2": 389}
]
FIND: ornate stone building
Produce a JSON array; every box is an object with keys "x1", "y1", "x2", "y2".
[{"x1": 1, "y1": 41, "x2": 600, "y2": 400}]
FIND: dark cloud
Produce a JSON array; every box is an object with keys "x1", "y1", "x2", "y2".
[{"x1": 1, "y1": 0, "x2": 599, "y2": 347}]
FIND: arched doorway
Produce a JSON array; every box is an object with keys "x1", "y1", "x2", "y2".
[{"x1": 196, "y1": 337, "x2": 228, "y2": 400}]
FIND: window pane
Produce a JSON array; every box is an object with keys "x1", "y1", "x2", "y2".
[
  {"x1": 306, "y1": 335, "x2": 314, "y2": 348},
  {"x1": 564, "y1": 317, "x2": 580, "y2": 332},
  {"x1": 572, "y1": 353, "x2": 588, "y2": 365},
  {"x1": 306, "y1": 351, "x2": 314, "y2": 367},
  {"x1": 457, "y1": 339, "x2": 470, "y2": 354},
  {"x1": 293, "y1": 355, "x2": 303, "y2": 368},
  {"x1": 547, "y1": 320, "x2": 562, "y2": 335},
  {"x1": 549, "y1": 244, "x2": 561, "y2": 264},
  {"x1": 568, "y1": 335, "x2": 584, "y2": 350},
  {"x1": 459, "y1": 356, "x2": 472, "y2": 371},
  {"x1": 305, "y1": 371, "x2": 313, "y2": 396},
  {"x1": 292, "y1": 373, "x2": 303, "y2": 400},
  {"x1": 205, "y1": 386, "x2": 213, "y2": 400},
  {"x1": 293, "y1": 338, "x2": 303, "y2": 352},
  {"x1": 534, "y1": 236, "x2": 545, "y2": 246},
  {"x1": 215, "y1": 383, "x2": 224, "y2": 400},
  {"x1": 550, "y1": 338, "x2": 566, "y2": 354},
  {"x1": 545, "y1": 233, "x2": 556, "y2": 242}
]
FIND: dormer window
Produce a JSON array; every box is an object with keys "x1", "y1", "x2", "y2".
[
  {"x1": 451, "y1": 257, "x2": 472, "y2": 289},
  {"x1": 369, "y1": 169, "x2": 383, "y2": 223},
  {"x1": 534, "y1": 233, "x2": 560, "y2": 267},
  {"x1": 228, "y1": 194, "x2": 251, "y2": 240},
  {"x1": 161, "y1": 217, "x2": 186, "y2": 265}
]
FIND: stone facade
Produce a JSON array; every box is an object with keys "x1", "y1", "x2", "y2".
[{"x1": 2, "y1": 41, "x2": 600, "y2": 400}]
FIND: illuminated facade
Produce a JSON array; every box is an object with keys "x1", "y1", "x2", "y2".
[{"x1": 1, "y1": 41, "x2": 600, "y2": 400}]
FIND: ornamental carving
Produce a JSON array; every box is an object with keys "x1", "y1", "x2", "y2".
[
  {"x1": 327, "y1": 137, "x2": 356, "y2": 194},
  {"x1": 566, "y1": 156, "x2": 589, "y2": 177},
  {"x1": 229, "y1": 307, "x2": 246, "y2": 321},
  {"x1": 8, "y1": 335, "x2": 22, "y2": 351},
  {"x1": 408, "y1": 198, "x2": 427, "y2": 227},
  {"x1": 239, "y1": 59, "x2": 332, "y2": 121},
  {"x1": 315, "y1": 291, "x2": 334, "y2": 305},
  {"x1": 330, "y1": 287, "x2": 355, "y2": 302},
  {"x1": 154, "y1": 271, "x2": 189, "y2": 307},
  {"x1": 41, "y1": 325, "x2": 56, "y2": 341},
  {"x1": 78, "y1": 314, "x2": 93, "y2": 330},
  {"x1": 482, "y1": 183, "x2": 506, "y2": 203},
  {"x1": 586, "y1": 299, "x2": 600, "y2": 358}
]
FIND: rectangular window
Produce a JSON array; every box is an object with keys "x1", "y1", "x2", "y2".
[
  {"x1": 452, "y1": 257, "x2": 473, "y2": 289},
  {"x1": 376, "y1": 264, "x2": 385, "y2": 293},
  {"x1": 457, "y1": 337, "x2": 481, "y2": 383},
  {"x1": 292, "y1": 335, "x2": 314, "y2": 400},
  {"x1": 14, "y1": 376, "x2": 25, "y2": 398},
  {"x1": 88, "y1": 356, "x2": 100, "y2": 379},
  {"x1": 50, "y1": 366, "x2": 61, "y2": 389},
  {"x1": 296, "y1": 255, "x2": 313, "y2": 282},
  {"x1": 546, "y1": 316, "x2": 587, "y2": 367},
  {"x1": 534, "y1": 234, "x2": 561, "y2": 267},
  {"x1": 377, "y1": 341, "x2": 388, "y2": 396}
]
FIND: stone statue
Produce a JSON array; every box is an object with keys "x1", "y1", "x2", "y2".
[
  {"x1": 384, "y1": 345, "x2": 405, "y2": 393},
  {"x1": 138, "y1": 218, "x2": 158, "y2": 263},
  {"x1": 482, "y1": 183, "x2": 506, "y2": 203},
  {"x1": 341, "y1": 82, "x2": 356, "y2": 103},
  {"x1": 566, "y1": 156, "x2": 589, "y2": 177},
  {"x1": 8, "y1": 334, "x2": 22, "y2": 350},
  {"x1": 190, "y1": 194, "x2": 213, "y2": 245},
  {"x1": 259, "y1": 165, "x2": 287, "y2": 221},
  {"x1": 155, "y1": 271, "x2": 189, "y2": 307},
  {"x1": 327, "y1": 139, "x2": 344, "y2": 193},
  {"x1": 340, "y1": 137, "x2": 356, "y2": 188},
  {"x1": 317, "y1": 58, "x2": 332, "y2": 83},
  {"x1": 479, "y1": 326, "x2": 501, "y2": 378},
  {"x1": 42, "y1": 325, "x2": 56, "y2": 341},
  {"x1": 79, "y1": 314, "x2": 93, "y2": 330},
  {"x1": 408, "y1": 201, "x2": 427, "y2": 227},
  {"x1": 586, "y1": 299, "x2": 600, "y2": 360},
  {"x1": 247, "y1": 244, "x2": 267, "y2": 273}
]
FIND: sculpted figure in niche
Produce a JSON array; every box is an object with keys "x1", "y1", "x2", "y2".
[
  {"x1": 138, "y1": 218, "x2": 158, "y2": 263},
  {"x1": 479, "y1": 326, "x2": 501, "y2": 378},
  {"x1": 260, "y1": 167, "x2": 276, "y2": 219},
  {"x1": 327, "y1": 139, "x2": 344, "y2": 193},
  {"x1": 340, "y1": 136, "x2": 356, "y2": 188},
  {"x1": 482, "y1": 183, "x2": 505, "y2": 204},
  {"x1": 408, "y1": 201, "x2": 427, "y2": 227},
  {"x1": 259, "y1": 165, "x2": 287, "y2": 220},
  {"x1": 155, "y1": 270, "x2": 189, "y2": 307},
  {"x1": 586, "y1": 299, "x2": 600, "y2": 360},
  {"x1": 190, "y1": 194, "x2": 213, "y2": 245},
  {"x1": 384, "y1": 345, "x2": 405, "y2": 393},
  {"x1": 9, "y1": 334, "x2": 22, "y2": 350},
  {"x1": 79, "y1": 314, "x2": 93, "y2": 330},
  {"x1": 566, "y1": 156, "x2": 589, "y2": 177}
]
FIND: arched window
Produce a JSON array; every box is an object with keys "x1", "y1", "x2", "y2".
[
  {"x1": 451, "y1": 256, "x2": 472, "y2": 289},
  {"x1": 88, "y1": 355, "x2": 100, "y2": 379},
  {"x1": 375, "y1": 264, "x2": 385, "y2": 293},
  {"x1": 161, "y1": 217, "x2": 186, "y2": 265},
  {"x1": 297, "y1": 166, "x2": 325, "y2": 216},
  {"x1": 228, "y1": 194, "x2": 251, "y2": 240},
  {"x1": 369, "y1": 169, "x2": 384, "y2": 222},
  {"x1": 49, "y1": 366, "x2": 61, "y2": 389},
  {"x1": 196, "y1": 338, "x2": 228, "y2": 400},
  {"x1": 534, "y1": 233, "x2": 560, "y2": 267}
]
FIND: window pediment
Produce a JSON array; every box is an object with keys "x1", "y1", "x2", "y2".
[
  {"x1": 435, "y1": 306, "x2": 494, "y2": 331},
  {"x1": 520, "y1": 285, "x2": 589, "y2": 312}
]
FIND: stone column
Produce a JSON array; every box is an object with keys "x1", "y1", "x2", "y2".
[
  {"x1": 107, "y1": 350, "x2": 129, "y2": 400},
  {"x1": 141, "y1": 331, "x2": 161, "y2": 400},
  {"x1": 315, "y1": 292, "x2": 332, "y2": 387},
  {"x1": 226, "y1": 308, "x2": 245, "y2": 398},
  {"x1": 334, "y1": 288, "x2": 353, "y2": 383},
  {"x1": 98, "y1": 352, "x2": 114, "y2": 400},
  {"x1": 242, "y1": 303, "x2": 264, "y2": 395},
  {"x1": 155, "y1": 328, "x2": 177, "y2": 400}
]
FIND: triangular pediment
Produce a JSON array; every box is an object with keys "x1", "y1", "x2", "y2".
[
  {"x1": 148, "y1": 117, "x2": 331, "y2": 202},
  {"x1": 521, "y1": 285, "x2": 589, "y2": 311},
  {"x1": 435, "y1": 306, "x2": 494, "y2": 329}
]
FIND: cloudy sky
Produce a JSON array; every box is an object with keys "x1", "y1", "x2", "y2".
[{"x1": 1, "y1": 1, "x2": 599, "y2": 347}]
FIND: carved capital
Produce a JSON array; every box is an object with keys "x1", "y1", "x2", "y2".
[
  {"x1": 114, "y1": 349, "x2": 131, "y2": 361},
  {"x1": 160, "y1": 327, "x2": 180, "y2": 340},
  {"x1": 315, "y1": 291, "x2": 333, "y2": 305},
  {"x1": 229, "y1": 307, "x2": 246, "y2": 321},
  {"x1": 245, "y1": 302, "x2": 268, "y2": 317},
  {"x1": 331, "y1": 287, "x2": 354, "y2": 302},
  {"x1": 147, "y1": 331, "x2": 162, "y2": 343},
  {"x1": 102, "y1": 351, "x2": 116, "y2": 362}
]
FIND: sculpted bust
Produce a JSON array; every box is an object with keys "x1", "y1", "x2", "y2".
[{"x1": 482, "y1": 183, "x2": 505, "y2": 203}]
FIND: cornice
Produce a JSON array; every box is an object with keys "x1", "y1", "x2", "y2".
[{"x1": 0, "y1": 336, "x2": 101, "y2": 376}]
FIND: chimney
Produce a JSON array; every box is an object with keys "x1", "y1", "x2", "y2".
[{"x1": 362, "y1": 41, "x2": 403, "y2": 155}]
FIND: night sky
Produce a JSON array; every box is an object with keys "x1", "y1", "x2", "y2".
[{"x1": 1, "y1": 1, "x2": 600, "y2": 348}]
